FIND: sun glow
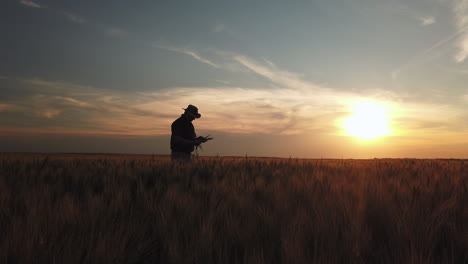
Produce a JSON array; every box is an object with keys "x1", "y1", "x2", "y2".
[{"x1": 343, "y1": 101, "x2": 391, "y2": 139}]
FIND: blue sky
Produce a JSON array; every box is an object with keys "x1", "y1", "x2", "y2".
[{"x1": 1, "y1": 0, "x2": 468, "y2": 158}]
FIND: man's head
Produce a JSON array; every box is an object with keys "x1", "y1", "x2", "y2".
[{"x1": 182, "y1": 104, "x2": 201, "y2": 121}]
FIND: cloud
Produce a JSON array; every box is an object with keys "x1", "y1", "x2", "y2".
[
  {"x1": 3, "y1": 76, "x2": 354, "y2": 136},
  {"x1": 419, "y1": 16, "x2": 436, "y2": 26},
  {"x1": 17, "y1": 0, "x2": 89, "y2": 27},
  {"x1": 0, "y1": 103, "x2": 16, "y2": 112},
  {"x1": 106, "y1": 28, "x2": 128, "y2": 37},
  {"x1": 233, "y1": 55, "x2": 324, "y2": 91},
  {"x1": 391, "y1": 101, "x2": 468, "y2": 142},
  {"x1": 140, "y1": 86, "x2": 349, "y2": 135},
  {"x1": 433, "y1": 63, "x2": 468, "y2": 75},
  {"x1": 36, "y1": 108, "x2": 61, "y2": 119},
  {"x1": 20, "y1": 79, "x2": 155, "y2": 114},
  {"x1": 453, "y1": 0, "x2": 468, "y2": 62},
  {"x1": 3, "y1": 51, "x2": 466, "y2": 140},
  {"x1": 391, "y1": 3, "x2": 436, "y2": 27},
  {"x1": 213, "y1": 24, "x2": 226, "y2": 33},
  {"x1": 23, "y1": 78, "x2": 98, "y2": 96},
  {"x1": 3, "y1": 51, "x2": 411, "y2": 137},
  {"x1": 18, "y1": 0, "x2": 43, "y2": 8},
  {"x1": 454, "y1": 35, "x2": 468, "y2": 62},
  {"x1": 391, "y1": 25, "x2": 467, "y2": 79},
  {"x1": 64, "y1": 13, "x2": 87, "y2": 24},
  {"x1": 154, "y1": 44, "x2": 220, "y2": 68},
  {"x1": 215, "y1": 80, "x2": 231, "y2": 85},
  {"x1": 6, "y1": 78, "x2": 175, "y2": 135}
]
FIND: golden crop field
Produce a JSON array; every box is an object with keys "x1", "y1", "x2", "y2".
[{"x1": 0, "y1": 153, "x2": 467, "y2": 263}]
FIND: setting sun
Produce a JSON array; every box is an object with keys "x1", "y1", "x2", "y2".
[{"x1": 343, "y1": 101, "x2": 391, "y2": 139}]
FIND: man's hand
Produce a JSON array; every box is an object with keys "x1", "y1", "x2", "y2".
[
  {"x1": 193, "y1": 135, "x2": 213, "y2": 146},
  {"x1": 196, "y1": 136, "x2": 208, "y2": 143},
  {"x1": 193, "y1": 139, "x2": 203, "y2": 146}
]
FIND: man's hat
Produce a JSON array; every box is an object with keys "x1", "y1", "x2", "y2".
[{"x1": 183, "y1": 104, "x2": 201, "y2": 118}]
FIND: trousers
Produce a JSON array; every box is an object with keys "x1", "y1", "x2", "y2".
[{"x1": 171, "y1": 151, "x2": 191, "y2": 162}]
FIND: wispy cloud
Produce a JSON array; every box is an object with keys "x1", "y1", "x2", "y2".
[
  {"x1": 23, "y1": 78, "x2": 98, "y2": 96},
  {"x1": 453, "y1": 0, "x2": 468, "y2": 62},
  {"x1": 2, "y1": 100, "x2": 59, "y2": 120},
  {"x1": 18, "y1": 0, "x2": 43, "y2": 8},
  {"x1": 215, "y1": 80, "x2": 231, "y2": 85},
  {"x1": 37, "y1": 108, "x2": 61, "y2": 119},
  {"x1": 155, "y1": 44, "x2": 220, "y2": 68},
  {"x1": 140, "y1": 86, "x2": 352, "y2": 135},
  {"x1": 433, "y1": 63, "x2": 468, "y2": 75},
  {"x1": 391, "y1": 3, "x2": 436, "y2": 26},
  {"x1": 391, "y1": 24, "x2": 466, "y2": 79},
  {"x1": 5, "y1": 52, "x2": 435, "y2": 137},
  {"x1": 213, "y1": 23, "x2": 226, "y2": 33},
  {"x1": 0, "y1": 103, "x2": 16, "y2": 112},
  {"x1": 391, "y1": 101, "x2": 468, "y2": 140},
  {"x1": 64, "y1": 13, "x2": 87, "y2": 24},
  {"x1": 17, "y1": 0, "x2": 128, "y2": 41},
  {"x1": 419, "y1": 16, "x2": 436, "y2": 26},
  {"x1": 233, "y1": 55, "x2": 324, "y2": 91},
  {"x1": 2, "y1": 54, "x2": 466, "y2": 140},
  {"x1": 2, "y1": 78, "x2": 175, "y2": 134},
  {"x1": 1, "y1": 76, "x2": 353, "y2": 135},
  {"x1": 106, "y1": 27, "x2": 128, "y2": 37},
  {"x1": 464, "y1": 94, "x2": 468, "y2": 102}
]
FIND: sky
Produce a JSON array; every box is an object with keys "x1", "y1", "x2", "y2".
[{"x1": 1, "y1": 0, "x2": 468, "y2": 158}]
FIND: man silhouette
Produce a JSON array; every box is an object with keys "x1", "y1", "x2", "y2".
[{"x1": 170, "y1": 105, "x2": 209, "y2": 161}]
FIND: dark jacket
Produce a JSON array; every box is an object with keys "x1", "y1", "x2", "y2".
[{"x1": 171, "y1": 115, "x2": 196, "y2": 153}]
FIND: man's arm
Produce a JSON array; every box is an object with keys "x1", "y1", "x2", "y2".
[{"x1": 172, "y1": 135, "x2": 201, "y2": 146}]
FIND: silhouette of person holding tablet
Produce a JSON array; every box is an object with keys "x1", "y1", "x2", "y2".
[{"x1": 170, "y1": 105, "x2": 212, "y2": 161}]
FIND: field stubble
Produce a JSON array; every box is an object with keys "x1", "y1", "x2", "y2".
[{"x1": 0, "y1": 153, "x2": 467, "y2": 263}]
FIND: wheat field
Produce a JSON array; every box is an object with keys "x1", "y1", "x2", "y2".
[{"x1": 0, "y1": 153, "x2": 467, "y2": 263}]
